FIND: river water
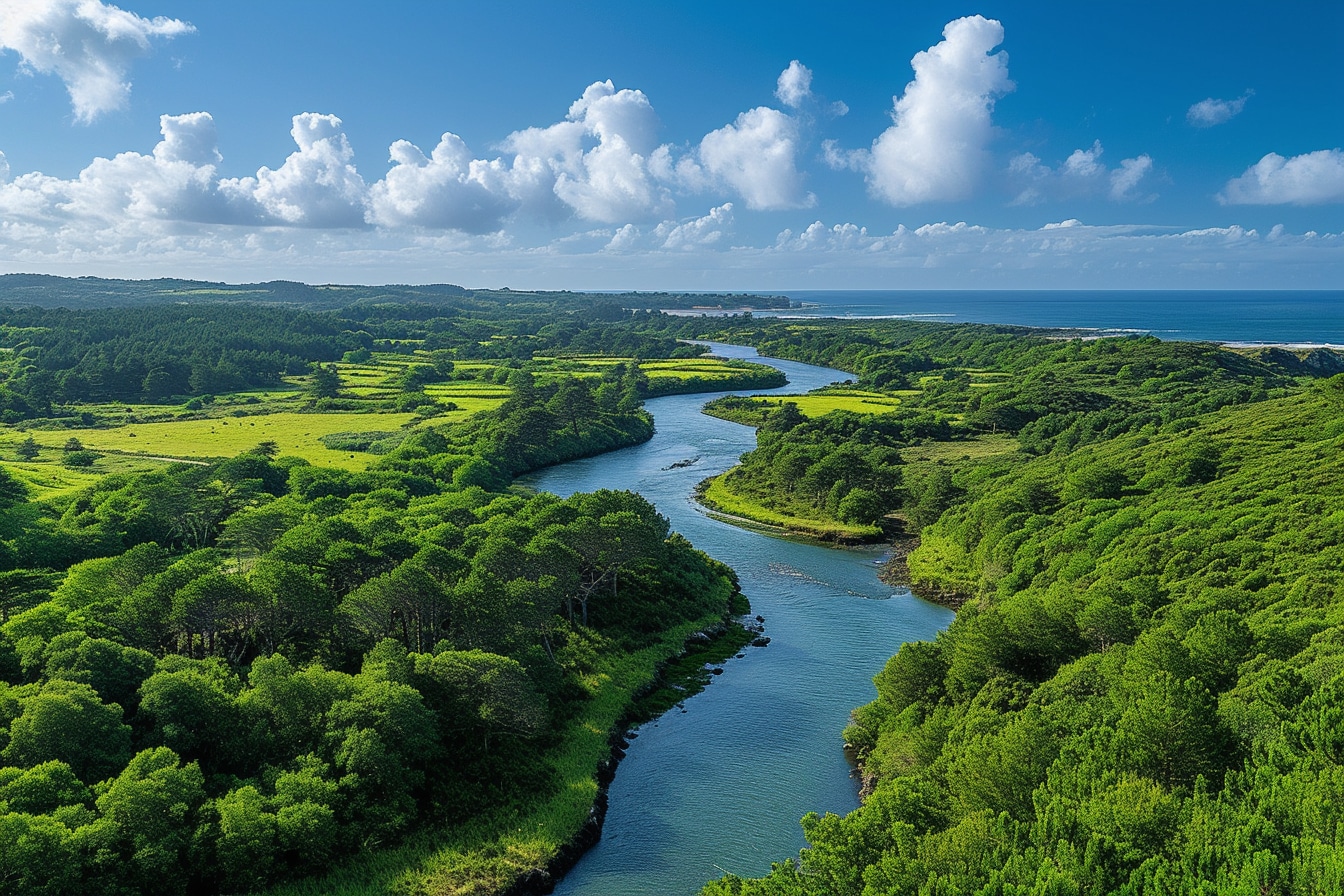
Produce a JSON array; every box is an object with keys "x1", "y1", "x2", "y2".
[{"x1": 520, "y1": 345, "x2": 954, "y2": 896}]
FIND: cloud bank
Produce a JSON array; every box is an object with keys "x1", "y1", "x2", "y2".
[
  {"x1": 0, "y1": 0, "x2": 193, "y2": 122},
  {"x1": 1219, "y1": 149, "x2": 1344, "y2": 205}
]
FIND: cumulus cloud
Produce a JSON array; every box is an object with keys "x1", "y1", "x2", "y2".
[
  {"x1": 0, "y1": 111, "x2": 253, "y2": 225},
  {"x1": 654, "y1": 203, "x2": 734, "y2": 250},
  {"x1": 0, "y1": 111, "x2": 373, "y2": 229},
  {"x1": 835, "y1": 16, "x2": 1012, "y2": 206},
  {"x1": 775, "y1": 60, "x2": 812, "y2": 108},
  {"x1": 499, "y1": 80, "x2": 671, "y2": 223},
  {"x1": 601, "y1": 203, "x2": 736, "y2": 253},
  {"x1": 0, "y1": 0, "x2": 193, "y2": 122},
  {"x1": 1218, "y1": 149, "x2": 1344, "y2": 205},
  {"x1": 1187, "y1": 91, "x2": 1252, "y2": 127},
  {"x1": 220, "y1": 114, "x2": 368, "y2": 228},
  {"x1": 0, "y1": 81, "x2": 679, "y2": 236},
  {"x1": 689, "y1": 107, "x2": 812, "y2": 210},
  {"x1": 1009, "y1": 141, "x2": 1156, "y2": 204},
  {"x1": 367, "y1": 133, "x2": 514, "y2": 232}
]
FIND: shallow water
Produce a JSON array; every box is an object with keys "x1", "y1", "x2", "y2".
[{"x1": 521, "y1": 344, "x2": 953, "y2": 896}]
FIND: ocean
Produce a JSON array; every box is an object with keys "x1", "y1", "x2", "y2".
[{"x1": 763, "y1": 291, "x2": 1344, "y2": 347}]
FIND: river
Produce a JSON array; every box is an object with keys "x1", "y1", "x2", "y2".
[{"x1": 518, "y1": 344, "x2": 954, "y2": 896}]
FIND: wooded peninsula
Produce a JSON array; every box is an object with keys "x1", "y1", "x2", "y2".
[{"x1": 0, "y1": 276, "x2": 1341, "y2": 896}]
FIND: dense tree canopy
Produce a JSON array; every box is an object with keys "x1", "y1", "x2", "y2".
[{"x1": 690, "y1": 322, "x2": 1344, "y2": 896}]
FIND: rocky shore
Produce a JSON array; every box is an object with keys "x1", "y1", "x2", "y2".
[{"x1": 876, "y1": 536, "x2": 971, "y2": 609}]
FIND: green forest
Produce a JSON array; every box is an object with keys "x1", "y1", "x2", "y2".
[
  {"x1": 0, "y1": 282, "x2": 779, "y2": 895},
  {"x1": 685, "y1": 319, "x2": 1344, "y2": 896},
  {"x1": 5, "y1": 277, "x2": 1344, "y2": 896}
]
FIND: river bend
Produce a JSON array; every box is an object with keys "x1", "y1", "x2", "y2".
[{"x1": 521, "y1": 344, "x2": 954, "y2": 896}]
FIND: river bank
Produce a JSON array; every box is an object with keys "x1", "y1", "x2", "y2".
[
  {"x1": 502, "y1": 616, "x2": 759, "y2": 896},
  {"x1": 875, "y1": 536, "x2": 972, "y2": 610},
  {"x1": 532, "y1": 345, "x2": 952, "y2": 896},
  {"x1": 694, "y1": 474, "x2": 885, "y2": 544}
]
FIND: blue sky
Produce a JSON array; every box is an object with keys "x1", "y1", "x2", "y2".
[{"x1": 0, "y1": 0, "x2": 1341, "y2": 289}]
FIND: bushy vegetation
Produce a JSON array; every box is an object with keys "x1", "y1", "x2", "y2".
[
  {"x1": 0, "y1": 284, "x2": 775, "y2": 895},
  {"x1": 693, "y1": 321, "x2": 1344, "y2": 895},
  {"x1": 694, "y1": 320, "x2": 1297, "y2": 542}
]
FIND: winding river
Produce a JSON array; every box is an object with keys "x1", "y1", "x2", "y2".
[{"x1": 520, "y1": 344, "x2": 954, "y2": 896}]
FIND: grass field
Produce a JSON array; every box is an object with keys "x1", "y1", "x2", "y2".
[
  {"x1": 743, "y1": 389, "x2": 903, "y2": 417},
  {"x1": 0, "y1": 351, "x2": 777, "y2": 487},
  {"x1": 5, "y1": 411, "x2": 421, "y2": 470}
]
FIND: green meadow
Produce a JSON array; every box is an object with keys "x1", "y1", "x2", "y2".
[
  {"x1": 0, "y1": 351, "x2": 783, "y2": 485},
  {"x1": 6, "y1": 411, "x2": 421, "y2": 470},
  {"x1": 727, "y1": 389, "x2": 904, "y2": 418}
]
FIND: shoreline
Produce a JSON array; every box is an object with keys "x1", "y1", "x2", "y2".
[
  {"x1": 693, "y1": 475, "x2": 884, "y2": 546},
  {"x1": 504, "y1": 617, "x2": 757, "y2": 896},
  {"x1": 876, "y1": 535, "x2": 972, "y2": 610}
]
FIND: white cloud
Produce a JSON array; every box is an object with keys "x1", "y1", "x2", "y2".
[
  {"x1": 654, "y1": 203, "x2": 734, "y2": 250},
  {"x1": 601, "y1": 203, "x2": 736, "y2": 253},
  {"x1": 666, "y1": 106, "x2": 813, "y2": 211},
  {"x1": 1219, "y1": 149, "x2": 1344, "y2": 205},
  {"x1": 0, "y1": 111, "x2": 255, "y2": 225},
  {"x1": 0, "y1": 0, "x2": 193, "y2": 122},
  {"x1": 0, "y1": 150, "x2": 7, "y2": 183},
  {"x1": 221, "y1": 114, "x2": 368, "y2": 228},
  {"x1": 775, "y1": 60, "x2": 812, "y2": 108},
  {"x1": 0, "y1": 111, "x2": 374, "y2": 229},
  {"x1": 1009, "y1": 141, "x2": 1156, "y2": 204},
  {"x1": 368, "y1": 133, "x2": 514, "y2": 232},
  {"x1": 499, "y1": 80, "x2": 671, "y2": 223},
  {"x1": 839, "y1": 16, "x2": 1012, "y2": 206},
  {"x1": 0, "y1": 90, "x2": 12, "y2": 104},
  {"x1": 1109, "y1": 155, "x2": 1154, "y2": 201},
  {"x1": 1187, "y1": 91, "x2": 1252, "y2": 127},
  {"x1": 0, "y1": 206, "x2": 1339, "y2": 291}
]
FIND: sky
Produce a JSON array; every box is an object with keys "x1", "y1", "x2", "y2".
[{"x1": 0, "y1": 0, "x2": 1341, "y2": 290}]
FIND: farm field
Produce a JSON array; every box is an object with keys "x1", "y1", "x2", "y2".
[{"x1": 0, "y1": 350, "x2": 782, "y2": 486}]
